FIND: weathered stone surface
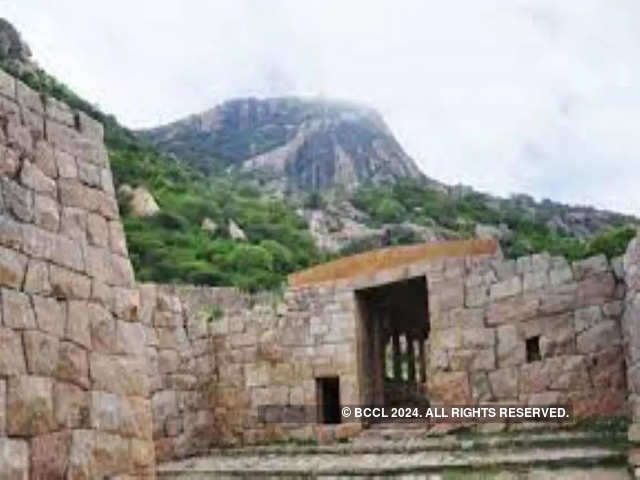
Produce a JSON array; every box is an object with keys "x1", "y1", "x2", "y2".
[
  {"x1": 65, "y1": 300, "x2": 92, "y2": 349},
  {"x1": 470, "y1": 371, "x2": 492, "y2": 401},
  {"x1": 90, "y1": 302, "x2": 117, "y2": 352},
  {"x1": 116, "y1": 320, "x2": 145, "y2": 356},
  {"x1": 0, "y1": 327, "x2": 26, "y2": 375},
  {"x1": 490, "y1": 275, "x2": 522, "y2": 301},
  {"x1": 489, "y1": 367, "x2": 518, "y2": 399},
  {"x1": 59, "y1": 206, "x2": 87, "y2": 242},
  {"x1": 109, "y1": 220, "x2": 128, "y2": 256},
  {"x1": 576, "y1": 272, "x2": 616, "y2": 307},
  {"x1": 539, "y1": 283, "x2": 577, "y2": 315},
  {"x1": 523, "y1": 270, "x2": 548, "y2": 292},
  {"x1": 6, "y1": 375, "x2": 54, "y2": 436},
  {"x1": 549, "y1": 266, "x2": 573, "y2": 286},
  {"x1": 90, "y1": 391, "x2": 122, "y2": 432},
  {"x1": 67, "y1": 430, "x2": 95, "y2": 479},
  {"x1": 576, "y1": 319, "x2": 621, "y2": 354},
  {"x1": 574, "y1": 305, "x2": 603, "y2": 333},
  {"x1": 428, "y1": 371, "x2": 470, "y2": 403},
  {"x1": 1, "y1": 176, "x2": 33, "y2": 221},
  {"x1": 496, "y1": 324, "x2": 525, "y2": 367},
  {"x1": 0, "y1": 438, "x2": 29, "y2": 480},
  {"x1": 0, "y1": 215, "x2": 23, "y2": 249},
  {"x1": 0, "y1": 245, "x2": 27, "y2": 288},
  {"x1": 31, "y1": 431, "x2": 72, "y2": 479},
  {"x1": 57, "y1": 340, "x2": 89, "y2": 388},
  {"x1": 77, "y1": 160, "x2": 102, "y2": 187},
  {"x1": 93, "y1": 431, "x2": 131, "y2": 477},
  {"x1": 20, "y1": 161, "x2": 56, "y2": 197},
  {"x1": 461, "y1": 327, "x2": 495, "y2": 349},
  {"x1": 589, "y1": 347, "x2": 626, "y2": 390},
  {"x1": 520, "y1": 356, "x2": 590, "y2": 394},
  {"x1": 24, "y1": 330, "x2": 59, "y2": 376},
  {"x1": 90, "y1": 353, "x2": 148, "y2": 397},
  {"x1": 130, "y1": 438, "x2": 155, "y2": 474},
  {"x1": 49, "y1": 265, "x2": 91, "y2": 299},
  {"x1": 87, "y1": 212, "x2": 109, "y2": 247},
  {"x1": 32, "y1": 194, "x2": 59, "y2": 231},
  {"x1": 113, "y1": 287, "x2": 140, "y2": 321},
  {"x1": 54, "y1": 381, "x2": 88, "y2": 429},
  {"x1": 32, "y1": 295, "x2": 65, "y2": 336},
  {"x1": 55, "y1": 149, "x2": 77, "y2": 178},
  {"x1": 487, "y1": 296, "x2": 538, "y2": 326},
  {"x1": 429, "y1": 278, "x2": 464, "y2": 313},
  {"x1": 22, "y1": 224, "x2": 84, "y2": 271},
  {"x1": 0, "y1": 144, "x2": 20, "y2": 177},
  {"x1": 152, "y1": 390, "x2": 178, "y2": 437},
  {"x1": 572, "y1": 254, "x2": 609, "y2": 281},
  {"x1": 539, "y1": 316, "x2": 575, "y2": 358},
  {"x1": 1, "y1": 288, "x2": 35, "y2": 329},
  {"x1": 23, "y1": 259, "x2": 51, "y2": 294}
]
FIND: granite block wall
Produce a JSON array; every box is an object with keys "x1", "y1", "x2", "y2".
[
  {"x1": 427, "y1": 252, "x2": 627, "y2": 419},
  {"x1": 2, "y1": 65, "x2": 640, "y2": 477},
  {"x1": 0, "y1": 68, "x2": 154, "y2": 479}
]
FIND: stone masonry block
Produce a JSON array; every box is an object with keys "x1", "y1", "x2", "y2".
[
  {"x1": 57, "y1": 340, "x2": 90, "y2": 389},
  {"x1": 32, "y1": 295, "x2": 65, "y2": 336},
  {"x1": 0, "y1": 245, "x2": 27, "y2": 288},
  {"x1": 49, "y1": 264, "x2": 91, "y2": 299},
  {"x1": 572, "y1": 254, "x2": 609, "y2": 281},
  {"x1": 490, "y1": 275, "x2": 522, "y2": 300},
  {"x1": 23, "y1": 259, "x2": 51, "y2": 295},
  {"x1": 24, "y1": 330, "x2": 59, "y2": 376},
  {"x1": 1, "y1": 288, "x2": 35, "y2": 329},
  {"x1": 31, "y1": 431, "x2": 72, "y2": 479},
  {"x1": 0, "y1": 438, "x2": 29, "y2": 480},
  {"x1": 54, "y1": 381, "x2": 88, "y2": 429},
  {"x1": 7, "y1": 375, "x2": 55, "y2": 436}
]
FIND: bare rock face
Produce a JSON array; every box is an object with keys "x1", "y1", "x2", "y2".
[
  {"x1": 228, "y1": 219, "x2": 247, "y2": 241},
  {"x1": 120, "y1": 185, "x2": 159, "y2": 217},
  {"x1": 0, "y1": 18, "x2": 33, "y2": 64},
  {"x1": 140, "y1": 97, "x2": 429, "y2": 193},
  {"x1": 200, "y1": 217, "x2": 218, "y2": 234}
]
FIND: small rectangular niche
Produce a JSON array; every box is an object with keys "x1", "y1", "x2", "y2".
[
  {"x1": 316, "y1": 376, "x2": 341, "y2": 424},
  {"x1": 526, "y1": 336, "x2": 541, "y2": 363}
]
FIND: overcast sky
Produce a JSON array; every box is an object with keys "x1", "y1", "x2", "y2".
[{"x1": 3, "y1": 0, "x2": 639, "y2": 214}]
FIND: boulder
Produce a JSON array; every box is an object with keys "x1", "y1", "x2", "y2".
[
  {"x1": 128, "y1": 186, "x2": 159, "y2": 217},
  {"x1": 201, "y1": 217, "x2": 218, "y2": 234},
  {"x1": 228, "y1": 219, "x2": 247, "y2": 241}
]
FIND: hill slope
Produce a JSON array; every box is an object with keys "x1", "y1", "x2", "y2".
[
  {"x1": 1, "y1": 17, "x2": 637, "y2": 291},
  {"x1": 140, "y1": 97, "x2": 425, "y2": 193}
]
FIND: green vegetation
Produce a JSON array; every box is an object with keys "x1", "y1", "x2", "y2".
[
  {"x1": 1, "y1": 61, "x2": 323, "y2": 291},
  {"x1": 352, "y1": 179, "x2": 636, "y2": 261},
  {"x1": 3, "y1": 60, "x2": 636, "y2": 291},
  {"x1": 112, "y1": 139, "x2": 322, "y2": 291}
]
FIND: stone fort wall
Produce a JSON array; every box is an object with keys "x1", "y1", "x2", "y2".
[
  {"x1": 0, "y1": 68, "x2": 155, "y2": 478},
  {"x1": 0, "y1": 66, "x2": 639, "y2": 478}
]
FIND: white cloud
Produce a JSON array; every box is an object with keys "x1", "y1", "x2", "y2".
[{"x1": 3, "y1": 0, "x2": 640, "y2": 214}]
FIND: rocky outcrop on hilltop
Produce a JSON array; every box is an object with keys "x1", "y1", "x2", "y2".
[
  {"x1": 140, "y1": 97, "x2": 428, "y2": 193},
  {"x1": 0, "y1": 18, "x2": 33, "y2": 66}
]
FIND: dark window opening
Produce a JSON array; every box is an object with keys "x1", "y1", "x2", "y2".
[
  {"x1": 526, "y1": 336, "x2": 541, "y2": 363},
  {"x1": 316, "y1": 377, "x2": 341, "y2": 424}
]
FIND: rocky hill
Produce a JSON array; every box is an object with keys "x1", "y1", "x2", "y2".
[
  {"x1": 139, "y1": 97, "x2": 427, "y2": 193},
  {"x1": 2, "y1": 17, "x2": 637, "y2": 290},
  {"x1": 140, "y1": 96, "x2": 637, "y2": 253}
]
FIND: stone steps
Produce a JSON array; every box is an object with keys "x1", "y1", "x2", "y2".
[
  {"x1": 157, "y1": 445, "x2": 627, "y2": 478},
  {"x1": 179, "y1": 430, "x2": 626, "y2": 457}
]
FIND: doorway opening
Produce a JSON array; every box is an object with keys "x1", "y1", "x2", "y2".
[
  {"x1": 356, "y1": 276, "x2": 430, "y2": 409},
  {"x1": 316, "y1": 376, "x2": 341, "y2": 424}
]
